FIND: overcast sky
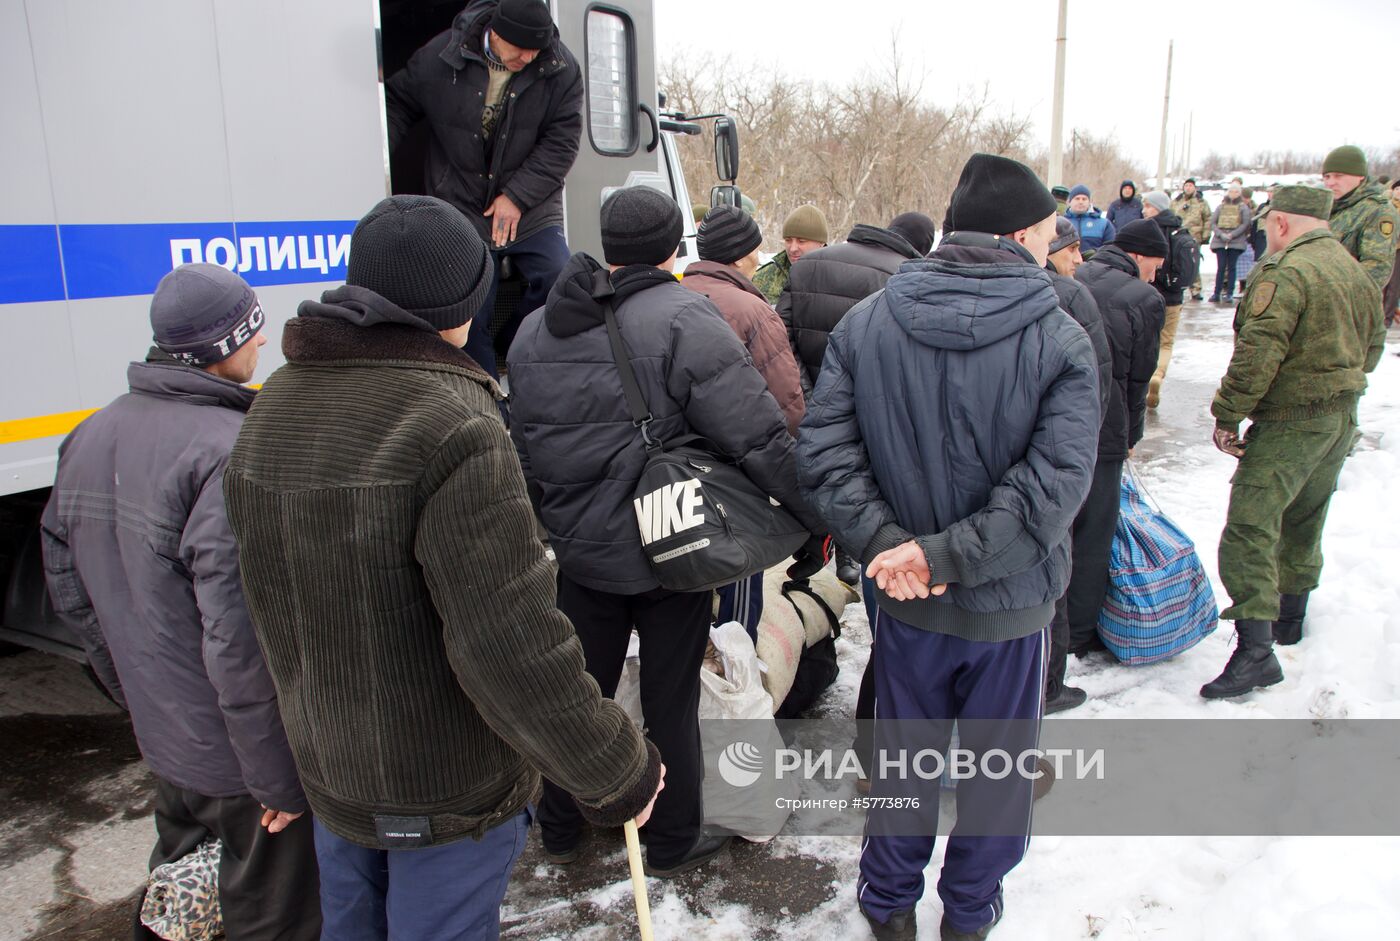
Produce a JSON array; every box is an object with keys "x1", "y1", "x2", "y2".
[{"x1": 655, "y1": 0, "x2": 1399, "y2": 175}]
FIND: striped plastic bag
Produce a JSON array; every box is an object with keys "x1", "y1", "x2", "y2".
[{"x1": 1096, "y1": 464, "x2": 1219, "y2": 664}]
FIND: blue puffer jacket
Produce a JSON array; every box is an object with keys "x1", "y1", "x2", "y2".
[
  {"x1": 797, "y1": 239, "x2": 1102, "y2": 642},
  {"x1": 1067, "y1": 207, "x2": 1116, "y2": 251}
]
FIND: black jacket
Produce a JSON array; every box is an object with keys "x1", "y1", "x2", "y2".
[
  {"x1": 507, "y1": 254, "x2": 822, "y2": 594},
  {"x1": 798, "y1": 239, "x2": 1100, "y2": 642},
  {"x1": 1150, "y1": 209, "x2": 1201, "y2": 306},
  {"x1": 776, "y1": 225, "x2": 922, "y2": 389},
  {"x1": 1047, "y1": 268, "x2": 1114, "y2": 418},
  {"x1": 385, "y1": 0, "x2": 584, "y2": 245},
  {"x1": 1075, "y1": 245, "x2": 1165, "y2": 459},
  {"x1": 41, "y1": 358, "x2": 304, "y2": 812}
]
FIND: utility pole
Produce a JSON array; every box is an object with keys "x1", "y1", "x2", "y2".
[
  {"x1": 1156, "y1": 40, "x2": 1173, "y2": 191},
  {"x1": 1186, "y1": 112, "x2": 1193, "y2": 178},
  {"x1": 1048, "y1": 0, "x2": 1068, "y2": 187}
]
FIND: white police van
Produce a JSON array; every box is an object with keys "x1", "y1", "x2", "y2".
[{"x1": 0, "y1": 0, "x2": 740, "y2": 653}]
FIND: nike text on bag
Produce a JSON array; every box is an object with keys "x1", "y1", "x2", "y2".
[{"x1": 605, "y1": 304, "x2": 807, "y2": 592}]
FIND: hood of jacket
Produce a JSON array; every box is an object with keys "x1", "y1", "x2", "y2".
[
  {"x1": 1154, "y1": 209, "x2": 1184, "y2": 229},
  {"x1": 443, "y1": 0, "x2": 568, "y2": 78},
  {"x1": 1119, "y1": 180, "x2": 1137, "y2": 199},
  {"x1": 127, "y1": 357, "x2": 254, "y2": 413},
  {"x1": 543, "y1": 252, "x2": 680, "y2": 338},
  {"x1": 681, "y1": 260, "x2": 767, "y2": 301},
  {"x1": 883, "y1": 241, "x2": 1060, "y2": 353},
  {"x1": 1083, "y1": 243, "x2": 1141, "y2": 279},
  {"x1": 846, "y1": 224, "x2": 921, "y2": 259},
  {"x1": 285, "y1": 285, "x2": 498, "y2": 388}
]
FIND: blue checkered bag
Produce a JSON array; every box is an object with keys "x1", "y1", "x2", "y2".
[{"x1": 1096, "y1": 465, "x2": 1218, "y2": 664}]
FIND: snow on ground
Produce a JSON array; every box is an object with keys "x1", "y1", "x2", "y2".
[{"x1": 505, "y1": 306, "x2": 1400, "y2": 940}]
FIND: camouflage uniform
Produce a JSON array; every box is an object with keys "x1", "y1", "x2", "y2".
[
  {"x1": 1212, "y1": 228, "x2": 1384, "y2": 621},
  {"x1": 1172, "y1": 192, "x2": 1211, "y2": 295},
  {"x1": 1328, "y1": 179, "x2": 1400, "y2": 294},
  {"x1": 751, "y1": 251, "x2": 791, "y2": 305}
]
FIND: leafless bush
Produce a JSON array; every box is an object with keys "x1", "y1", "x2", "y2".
[{"x1": 661, "y1": 44, "x2": 1135, "y2": 248}]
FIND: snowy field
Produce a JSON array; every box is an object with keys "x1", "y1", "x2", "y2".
[{"x1": 502, "y1": 305, "x2": 1400, "y2": 940}]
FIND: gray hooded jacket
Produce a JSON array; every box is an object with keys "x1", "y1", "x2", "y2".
[{"x1": 41, "y1": 357, "x2": 304, "y2": 811}]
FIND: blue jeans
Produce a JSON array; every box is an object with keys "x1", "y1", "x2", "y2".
[
  {"x1": 857, "y1": 612, "x2": 1046, "y2": 934},
  {"x1": 315, "y1": 812, "x2": 529, "y2": 941},
  {"x1": 464, "y1": 225, "x2": 571, "y2": 377}
]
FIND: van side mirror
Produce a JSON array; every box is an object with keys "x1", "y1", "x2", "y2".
[
  {"x1": 710, "y1": 185, "x2": 742, "y2": 209},
  {"x1": 714, "y1": 117, "x2": 739, "y2": 183}
]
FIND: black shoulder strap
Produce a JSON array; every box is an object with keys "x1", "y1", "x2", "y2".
[
  {"x1": 602, "y1": 302, "x2": 660, "y2": 448},
  {"x1": 781, "y1": 579, "x2": 843, "y2": 640}
]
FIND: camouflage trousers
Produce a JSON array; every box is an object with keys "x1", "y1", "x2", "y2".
[{"x1": 1218, "y1": 410, "x2": 1356, "y2": 621}]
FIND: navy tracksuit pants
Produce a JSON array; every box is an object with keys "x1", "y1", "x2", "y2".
[{"x1": 857, "y1": 610, "x2": 1046, "y2": 934}]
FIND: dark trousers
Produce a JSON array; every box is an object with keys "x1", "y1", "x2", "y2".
[
  {"x1": 857, "y1": 613, "x2": 1045, "y2": 933},
  {"x1": 1212, "y1": 248, "x2": 1242, "y2": 299},
  {"x1": 134, "y1": 777, "x2": 320, "y2": 941},
  {"x1": 715, "y1": 570, "x2": 765, "y2": 643},
  {"x1": 314, "y1": 813, "x2": 528, "y2": 941},
  {"x1": 1065, "y1": 458, "x2": 1124, "y2": 654},
  {"x1": 463, "y1": 225, "x2": 571, "y2": 376},
  {"x1": 853, "y1": 576, "x2": 880, "y2": 772},
  {"x1": 538, "y1": 575, "x2": 711, "y2": 868},
  {"x1": 1047, "y1": 594, "x2": 1071, "y2": 699}
]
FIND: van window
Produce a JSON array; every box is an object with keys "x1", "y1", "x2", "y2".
[{"x1": 585, "y1": 9, "x2": 635, "y2": 155}]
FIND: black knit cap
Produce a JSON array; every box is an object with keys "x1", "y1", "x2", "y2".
[
  {"x1": 1111, "y1": 218, "x2": 1170, "y2": 258},
  {"x1": 887, "y1": 212, "x2": 937, "y2": 256},
  {"x1": 947, "y1": 153, "x2": 1058, "y2": 235},
  {"x1": 346, "y1": 195, "x2": 493, "y2": 330},
  {"x1": 600, "y1": 186, "x2": 684, "y2": 266},
  {"x1": 490, "y1": 0, "x2": 554, "y2": 50},
  {"x1": 697, "y1": 205, "x2": 762, "y2": 264}
]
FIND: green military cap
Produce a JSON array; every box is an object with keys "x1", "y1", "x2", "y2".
[
  {"x1": 1260, "y1": 185, "x2": 1334, "y2": 221},
  {"x1": 1322, "y1": 145, "x2": 1368, "y2": 177}
]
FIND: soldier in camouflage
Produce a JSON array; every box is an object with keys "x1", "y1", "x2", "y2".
[
  {"x1": 1203, "y1": 186, "x2": 1384, "y2": 699},
  {"x1": 1171, "y1": 178, "x2": 1212, "y2": 300},
  {"x1": 1320, "y1": 145, "x2": 1400, "y2": 308},
  {"x1": 752, "y1": 205, "x2": 828, "y2": 304}
]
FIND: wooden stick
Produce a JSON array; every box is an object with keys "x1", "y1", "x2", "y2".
[{"x1": 623, "y1": 820, "x2": 654, "y2": 941}]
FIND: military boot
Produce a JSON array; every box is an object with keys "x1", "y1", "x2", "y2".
[
  {"x1": 1200, "y1": 620, "x2": 1284, "y2": 699},
  {"x1": 1273, "y1": 591, "x2": 1309, "y2": 646}
]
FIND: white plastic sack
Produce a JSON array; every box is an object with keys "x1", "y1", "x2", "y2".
[{"x1": 614, "y1": 623, "x2": 795, "y2": 840}]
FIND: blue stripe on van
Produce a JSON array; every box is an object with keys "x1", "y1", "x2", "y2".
[
  {"x1": 1, "y1": 220, "x2": 358, "y2": 304},
  {"x1": 0, "y1": 225, "x2": 66, "y2": 303}
]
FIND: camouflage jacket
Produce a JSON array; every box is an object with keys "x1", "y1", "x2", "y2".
[
  {"x1": 1171, "y1": 192, "x2": 1211, "y2": 244},
  {"x1": 751, "y1": 251, "x2": 791, "y2": 305},
  {"x1": 1329, "y1": 179, "x2": 1400, "y2": 292},
  {"x1": 1213, "y1": 229, "x2": 1383, "y2": 427}
]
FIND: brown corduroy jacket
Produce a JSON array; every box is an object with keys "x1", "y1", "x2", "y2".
[{"x1": 224, "y1": 288, "x2": 660, "y2": 849}]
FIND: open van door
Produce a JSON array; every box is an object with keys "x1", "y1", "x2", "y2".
[{"x1": 554, "y1": 1, "x2": 680, "y2": 262}]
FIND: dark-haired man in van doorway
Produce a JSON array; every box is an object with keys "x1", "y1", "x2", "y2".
[{"x1": 386, "y1": 0, "x2": 583, "y2": 377}]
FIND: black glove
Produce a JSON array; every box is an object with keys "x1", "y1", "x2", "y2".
[{"x1": 786, "y1": 533, "x2": 835, "y2": 581}]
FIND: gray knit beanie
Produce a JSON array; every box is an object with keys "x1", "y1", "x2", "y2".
[{"x1": 150, "y1": 264, "x2": 264, "y2": 366}]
